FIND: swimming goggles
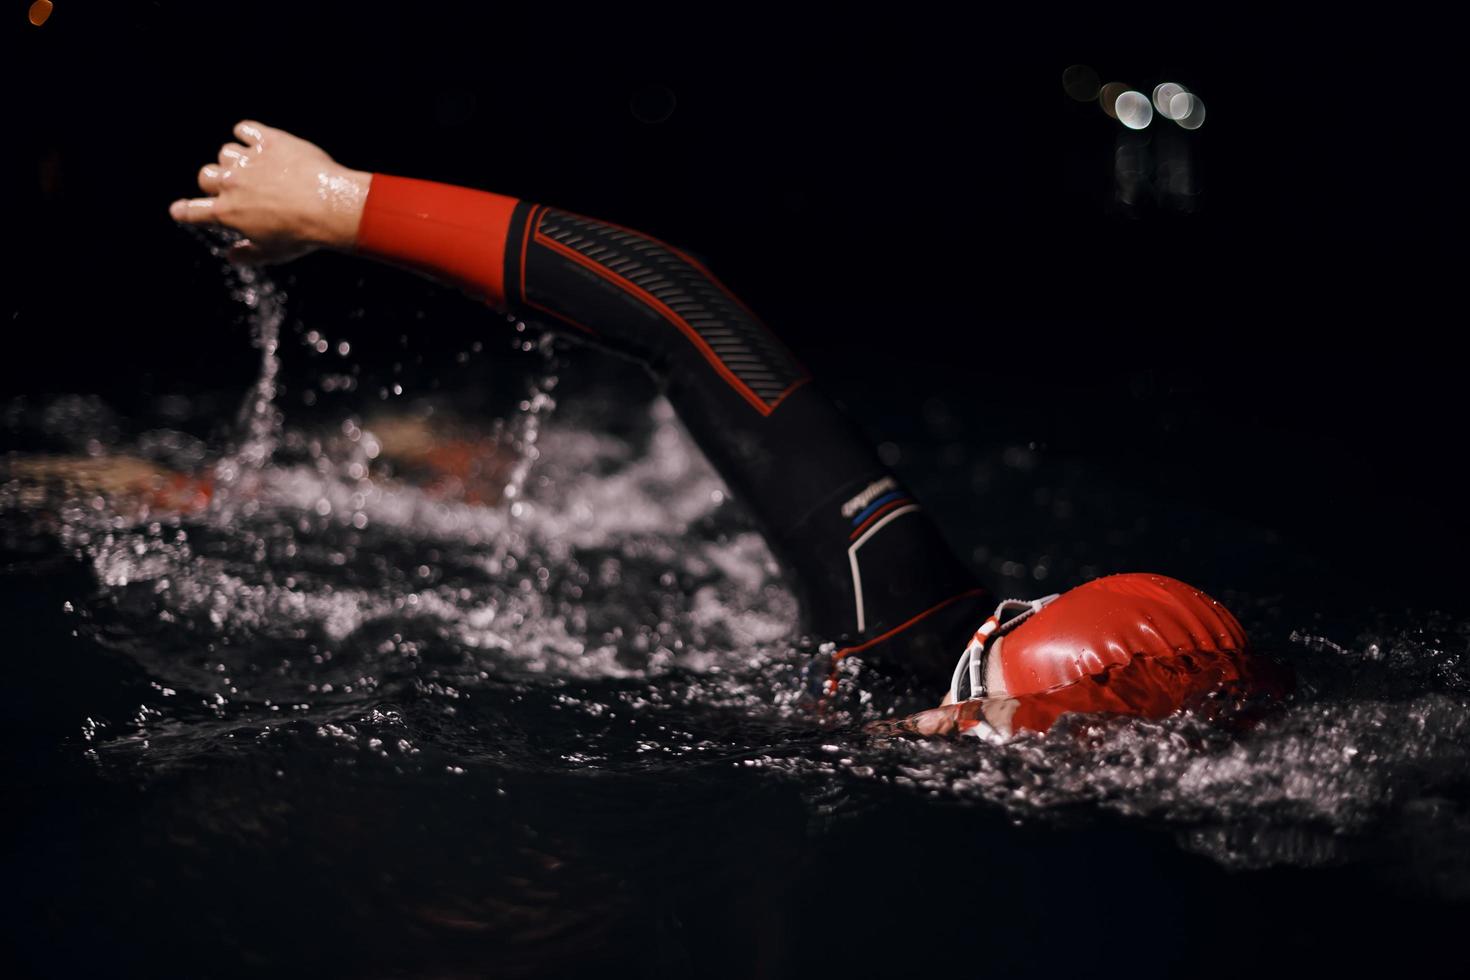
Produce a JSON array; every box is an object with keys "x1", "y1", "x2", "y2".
[{"x1": 947, "y1": 593, "x2": 1060, "y2": 703}]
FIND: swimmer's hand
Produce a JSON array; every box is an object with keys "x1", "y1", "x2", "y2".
[{"x1": 168, "y1": 121, "x2": 370, "y2": 265}]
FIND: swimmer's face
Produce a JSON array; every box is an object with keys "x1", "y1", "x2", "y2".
[
  {"x1": 856, "y1": 636, "x2": 1011, "y2": 739},
  {"x1": 938, "y1": 634, "x2": 1019, "y2": 734},
  {"x1": 866, "y1": 697, "x2": 987, "y2": 738},
  {"x1": 864, "y1": 634, "x2": 1015, "y2": 739}
]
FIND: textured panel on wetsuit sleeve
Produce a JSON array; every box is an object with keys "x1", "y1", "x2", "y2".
[
  {"x1": 501, "y1": 197, "x2": 986, "y2": 670},
  {"x1": 532, "y1": 208, "x2": 809, "y2": 411}
]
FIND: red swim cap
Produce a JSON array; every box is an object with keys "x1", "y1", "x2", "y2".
[
  {"x1": 998, "y1": 572, "x2": 1247, "y2": 697},
  {"x1": 964, "y1": 573, "x2": 1286, "y2": 735}
]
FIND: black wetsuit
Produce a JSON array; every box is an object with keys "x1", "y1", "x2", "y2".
[{"x1": 356, "y1": 175, "x2": 991, "y2": 681}]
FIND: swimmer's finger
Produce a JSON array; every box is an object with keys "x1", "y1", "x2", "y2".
[
  {"x1": 218, "y1": 142, "x2": 251, "y2": 166},
  {"x1": 196, "y1": 164, "x2": 223, "y2": 194},
  {"x1": 169, "y1": 197, "x2": 219, "y2": 225},
  {"x1": 233, "y1": 120, "x2": 271, "y2": 147}
]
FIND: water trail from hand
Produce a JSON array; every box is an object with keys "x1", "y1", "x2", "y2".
[
  {"x1": 228, "y1": 261, "x2": 284, "y2": 473},
  {"x1": 495, "y1": 319, "x2": 560, "y2": 515},
  {"x1": 184, "y1": 229, "x2": 286, "y2": 504}
]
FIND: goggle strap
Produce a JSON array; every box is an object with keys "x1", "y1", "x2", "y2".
[{"x1": 947, "y1": 593, "x2": 1063, "y2": 704}]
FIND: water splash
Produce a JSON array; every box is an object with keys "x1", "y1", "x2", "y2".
[
  {"x1": 9, "y1": 376, "x2": 1470, "y2": 884},
  {"x1": 181, "y1": 229, "x2": 286, "y2": 491},
  {"x1": 227, "y1": 261, "x2": 285, "y2": 473},
  {"x1": 493, "y1": 319, "x2": 558, "y2": 516}
]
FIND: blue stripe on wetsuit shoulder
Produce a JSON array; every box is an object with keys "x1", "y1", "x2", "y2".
[{"x1": 851, "y1": 491, "x2": 910, "y2": 527}]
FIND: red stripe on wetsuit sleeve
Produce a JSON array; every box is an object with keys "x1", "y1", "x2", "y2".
[{"x1": 353, "y1": 173, "x2": 520, "y2": 308}]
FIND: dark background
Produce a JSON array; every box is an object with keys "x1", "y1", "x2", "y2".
[
  {"x1": 7, "y1": 7, "x2": 1469, "y2": 980},
  {"x1": 8, "y1": 4, "x2": 1461, "y2": 608}
]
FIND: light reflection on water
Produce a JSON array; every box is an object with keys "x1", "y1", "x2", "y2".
[{"x1": 1113, "y1": 130, "x2": 1201, "y2": 216}]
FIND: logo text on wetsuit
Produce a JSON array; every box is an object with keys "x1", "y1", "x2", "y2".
[{"x1": 841, "y1": 476, "x2": 898, "y2": 518}]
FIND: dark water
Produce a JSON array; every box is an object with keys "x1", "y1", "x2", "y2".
[{"x1": 4, "y1": 260, "x2": 1468, "y2": 979}]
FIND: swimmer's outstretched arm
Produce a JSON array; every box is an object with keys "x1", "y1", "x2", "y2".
[{"x1": 171, "y1": 122, "x2": 989, "y2": 679}]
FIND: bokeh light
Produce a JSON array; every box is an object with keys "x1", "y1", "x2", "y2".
[
  {"x1": 1153, "y1": 82, "x2": 1189, "y2": 119},
  {"x1": 1062, "y1": 65, "x2": 1101, "y2": 101},
  {"x1": 1115, "y1": 91, "x2": 1153, "y2": 130},
  {"x1": 29, "y1": 0, "x2": 54, "y2": 26},
  {"x1": 630, "y1": 84, "x2": 677, "y2": 124},
  {"x1": 1170, "y1": 92, "x2": 1206, "y2": 129},
  {"x1": 1098, "y1": 82, "x2": 1129, "y2": 120}
]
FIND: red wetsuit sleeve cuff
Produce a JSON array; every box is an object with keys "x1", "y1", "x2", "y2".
[{"x1": 353, "y1": 173, "x2": 521, "y2": 309}]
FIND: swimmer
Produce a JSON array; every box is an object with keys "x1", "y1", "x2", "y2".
[
  {"x1": 1, "y1": 406, "x2": 517, "y2": 520},
  {"x1": 167, "y1": 121, "x2": 1291, "y2": 739}
]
